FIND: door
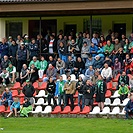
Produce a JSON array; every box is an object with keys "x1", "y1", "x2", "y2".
[{"x1": 113, "y1": 23, "x2": 126, "y2": 39}]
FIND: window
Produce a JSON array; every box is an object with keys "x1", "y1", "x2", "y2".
[{"x1": 6, "y1": 21, "x2": 22, "y2": 39}]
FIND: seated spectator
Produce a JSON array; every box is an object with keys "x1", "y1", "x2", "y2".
[
  {"x1": 9, "y1": 40, "x2": 18, "y2": 67},
  {"x1": 104, "y1": 40, "x2": 114, "y2": 56},
  {"x1": 29, "y1": 56, "x2": 40, "y2": 70},
  {"x1": 127, "y1": 58, "x2": 133, "y2": 74},
  {"x1": 97, "y1": 43, "x2": 105, "y2": 58},
  {"x1": 93, "y1": 55, "x2": 104, "y2": 71},
  {"x1": 1, "y1": 55, "x2": 11, "y2": 70},
  {"x1": 38, "y1": 56, "x2": 48, "y2": 78},
  {"x1": 29, "y1": 64, "x2": 39, "y2": 84},
  {"x1": 0, "y1": 68, "x2": 9, "y2": 87},
  {"x1": 0, "y1": 88, "x2": 13, "y2": 106},
  {"x1": 68, "y1": 39, "x2": 80, "y2": 61},
  {"x1": 85, "y1": 55, "x2": 95, "y2": 69},
  {"x1": 113, "y1": 58, "x2": 121, "y2": 78},
  {"x1": 73, "y1": 57, "x2": 85, "y2": 78},
  {"x1": 95, "y1": 75, "x2": 107, "y2": 112},
  {"x1": 129, "y1": 75, "x2": 133, "y2": 88},
  {"x1": 55, "y1": 75, "x2": 66, "y2": 106},
  {"x1": 5, "y1": 97, "x2": 20, "y2": 118},
  {"x1": 81, "y1": 42, "x2": 89, "y2": 63},
  {"x1": 65, "y1": 56, "x2": 75, "y2": 74},
  {"x1": 100, "y1": 35, "x2": 106, "y2": 46},
  {"x1": 118, "y1": 82, "x2": 129, "y2": 103},
  {"x1": 56, "y1": 58, "x2": 65, "y2": 75},
  {"x1": 101, "y1": 63, "x2": 112, "y2": 82},
  {"x1": 46, "y1": 77, "x2": 57, "y2": 107},
  {"x1": 22, "y1": 80, "x2": 35, "y2": 105},
  {"x1": 83, "y1": 80, "x2": 95, "y2": 111},
  {"x1": 28, "y1": 38, "x2": 39, "y2": 60},
  {"x1": 123, "y1": 38, "x2": 129, "y2": 55},
  {"x1": 117, "y1": 71, "x2": 129, "y2": 89},
  {"x1": 103, "y1": 56, "x2": 112, "y2": 67},
  {"x1": 124, "y1": 94, "x2": 133, "y2": 119},
  {"x1": 16, "y1": 64, "x2": 29, "y2": 86},
  {"x1": 83, "y1": 33, "x2": 91, "y2": 47},
  {"x1": 6, "y1": 63, "x2": 16, "y2": 84},
  {"x1": 58, "y1": 42, "x2": 67, "y2": 62},
  {"x1": 123, "y1": 54, "x2": 131, "y2": 72},
  {"x1": 76, "y1": 76, "x2": 84, "y2": 109},
  {"x1": 91, "y1": 33, "x2": 99, "y2": 46},
  {"x1": 43, "y1": 64, "x2": 57, "y2": 82},
  {"x1": 89, "y1": 42, "x2": 98, "y2": 57},
  {"x1": 85, "y1": 65, "x2": 95, "y2": 82},
  {"x1": 120, "y1": 34, "x2": 126, "y2": 48},
  {"x1": 91, "y1": 70, "x2": 100, "y2": 85},
  {"x1": 48, "y1": 56, "x2": 56, "y2": 67},
  {"x1": 64, "y1": 76, "x2": 75, "y2": 110},
  {"x1": 20, "y1": 97, "x2": 32, "y2": 117}
]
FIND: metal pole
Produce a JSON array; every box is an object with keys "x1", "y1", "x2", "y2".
[
  {"x1": 39, "y1": 17, "x2": 42, "y2": 57},
  {"x1": 90, "y1": 15, "x2": 92, "y2": 40}
]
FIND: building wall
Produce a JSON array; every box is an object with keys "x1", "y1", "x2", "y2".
[{"x1": 0, "y1": 14, "x2": 132, "y2": 40}]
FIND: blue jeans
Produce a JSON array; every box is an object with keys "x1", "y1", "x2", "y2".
[
  {"x1": 0, "y1": 99, "x2": 13, "y2": 106},
  {"x1": 58, "y1": 93, "x2": 65, "y2": 106},
  {"x1": 78, "y1": 94, "x2": 85, "y2": 109},
  {"x1": 43, "y1": 77, "x2": 56, "y2": 82},
  {"x1": 61, "y1": 55, "x2": 67, "y2": 62},
  {"x1": 59, "y1": 68, "x2": 65, "y2": 75},
  {"x1": 125, "y1": 109, "x2": 133, "y2": 119}
]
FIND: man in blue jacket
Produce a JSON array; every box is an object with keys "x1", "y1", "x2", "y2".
[
  {"x1": 55, "y1": 75, "x2": 66, "y2": 106},
  {"x1": 124, "y1": 94, "x2": 133, "y2": 119},
  {"x1": 0, "y1": 88, "x2": 13, "y2": 106}
]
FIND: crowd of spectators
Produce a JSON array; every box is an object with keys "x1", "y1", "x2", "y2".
[{"x1": 0, "y1": 29, "x2": 133, "y2": 118}]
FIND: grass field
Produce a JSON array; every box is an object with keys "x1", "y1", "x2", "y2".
[{"x1": 0, "y1": 117, "x2": 132, "y2": 133}]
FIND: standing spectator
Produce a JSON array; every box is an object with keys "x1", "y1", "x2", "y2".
[
  {"x1": 64, "y1": 76, "x2": 75, "y2": 110},
  {"x1": 118, "y1": 82, "x2": 129, "y2": 103},
  {"x1": 85, "y1": 55, "x2": 95, "y2": 69},
  {"x1": 129, "y1": 75, "x2": 133, "y2": 88},
  {"x1": 83, "y1": 33, "x2": 91, "y2": 47},
  {"x1": 55, "y1": 75, "x2": 66, "y2": 106},
  {"x1": 5, "y1": 97, "x2": 20, "y2": 118},
  {"x1": 0, "y1": 88, "x2": 13, "y2": 106},
  {"x1": 100, "y1": 35, "x2": 106, "y2": 46},
  {"x1": 92, "y1": 33, "x2": 99, "y2": 46},
  {"x1": 81, "y1": 42, "x2": 89, "y2": 63},
  {"x1": 0, "y1": 38, "x2": 9, "y2": 58},
  {"x1": 28, "y1": 38, "x2": 39, "y2": 60},
  {"x1": 16, "y1": 64, "x2": 29, "y2": 86},
  {"x1": 101, "y1": 63, "x2": 112, "y2": 82},
  {"x1": 1, "y1": 55, "x2": 11, "y2": 70},
  {"x1": 89, "y1": 42, "x2": 98, "y2": 57},
  {"x1": 76, "y1": 76, "x2": 84, "y2": 109},
  {"x1": 91, "y1": 70, "x2": 99, "y2": 85},
  {"x1": 38, "y1": 56, "x2": 48, "y2": 78},
  {"x1": 77, "y1": 32, "x2": 83, "y2": 51},
  {"x1": 17, "y1": 43, "x2": 28, "y2": 74},
  {"x1": 56, "y1": 58, "x2": 65, "y2": 75},
  {"x1": 124, "y1": 94, "x2": 133, "y2": 119},
  {"x1": 9, "y1": 40, "x2": 18, "y2": 67},
  {"x1": 29, "y1": 56, "x2": 40, "y2": 70},
  {"x1": 48, "y1": 56, "x2": 56, "y2": 67},
  {"x1": 129, "y1": 33, "x2": 133, "y2": 43},
  {"x1": 43, "y1": 64, "x2": 57, "y2": 82},
  {"x1": 113, "y1": 58, "x2": 121, "y2": 78},
  {"x1": 120, "y1": 34, "x2": 126, "y2": 48},
  {"x1": 6, "y1": 63, "x2": 16, "y2": 84},
  {"x1": 123, "y1": 38, "x2": 129, "y2": 55},
  {"x1": 85, "y1": 66, "x2": 95, "y2": 82},
  {"x1": 123, "y1": 54, "x2": 131, "y2": 72},
  {"x1": 83, "y1": 80, "x2": 95, "y2": 111},
  {"x1": 46, "y1": 77, "x2": 57, "y2": 106},
  {"x1": 22, "y1": 80, "x2": 35, "y2": 105},
  {"x1": 24, "y1": 35, "x2": 30, "y2": 46},
  {"x1": 104, "y1": 40, "x2": 114, "y2": 56},
  {"x1": 106, "y1": 29, "x2": 112, "y2": 42},
  {"x1": 29, "y1": 64, "x2": 39, "y2": 84},
  {"x1": 16, "y1": 35, "x2": 22, "y2": 47},
  {"x1": 8, "y1": 36, "x2": 13, "y2": 46},
  {"x1": 73, "y1": 57, "x2": 85, "y2": 78},
  {"x1": 0, "y1": 68, "x2": 9, "y2": 87},
  {"x1": 95, "y1": 75, "x2": 107, "y2": 112}
]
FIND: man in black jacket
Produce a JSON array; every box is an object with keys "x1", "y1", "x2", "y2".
[
  {"x1": 46, "y1": 77, "x2": 57, "y2": 107},
  {"x1": 22, "y1": 80, "x2": 35, "y2": 105},
  {"x1": 83, "y1": 79, "x2": 95, "y2": 111}
]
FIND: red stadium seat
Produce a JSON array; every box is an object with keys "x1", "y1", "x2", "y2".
[
  {"x1": 107, "y1": 82, "x2": 113, "y2": 90},
  {"x1": 105, "y1": 90, "x2": 112, "y2": 98},
  {"x1": 18, "y1": 91, "x2": 25, "y2": 97},
  {"x1": 51, "y1": 106, "x2": 61, "y2": 114},
  {"x1": 80, "y1": 106, "x2": 90, "y2": 115},
  {"x1": 20, "y1": 97, "x2": 24, "y2": 105},
  {"x1": 0, "y1": 105, "x2": 6, "y2": 113},
  {"x1": 74, "y1": 98, "x2": 78, "y2": 106},
  {"x1": 38, "y1": 82, "x2": 47, "y2": 90},
  {"x1": 73, "y1": 91, "x2": 78, "y2": 98},
  {"x1": 12, "y1": 90, "x2": 18, "y2": 97},
  {"x1": 93, "y1": 101, "x2": 98, "y2": 106},
  {"x1": 38, "y1": 78, "x2": 43, "y2": 82},
  {"x1": 112, "y1": 74, "x2": 120, "y2": 82},
  {"x1": 128, "y1": 74, "x2": 132, "y2": 79},
  {"x1": 11, "y1": 82, "x2": 21, "y2": 90},
  {"x1": 33, "y1": 82, "x2": 39, "y2": 89},
  {"x1": 60, "y1": 106, "x2": 71, "y2": 114},
  {"x1": 70, "y1": 106, "x2": 80, "y2": 114},
  {"x1": 4, "y1": 106, "x2": 10, "y2": 113}
]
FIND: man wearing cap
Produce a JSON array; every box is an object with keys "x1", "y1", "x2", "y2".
[
  {"x1": 22, "y1": 80, "x2": 35, "y2": 105},
  {"x1": 17, "y1": 42, "x2": 28, "y2": 74}
]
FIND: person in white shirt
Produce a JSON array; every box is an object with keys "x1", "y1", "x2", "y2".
[
  {"x1": 101, "y1": 63, "x2": 112, "y2": 82},
  {"x1": 0, "y1": 68, "x2": 9, "y2": 86}
]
